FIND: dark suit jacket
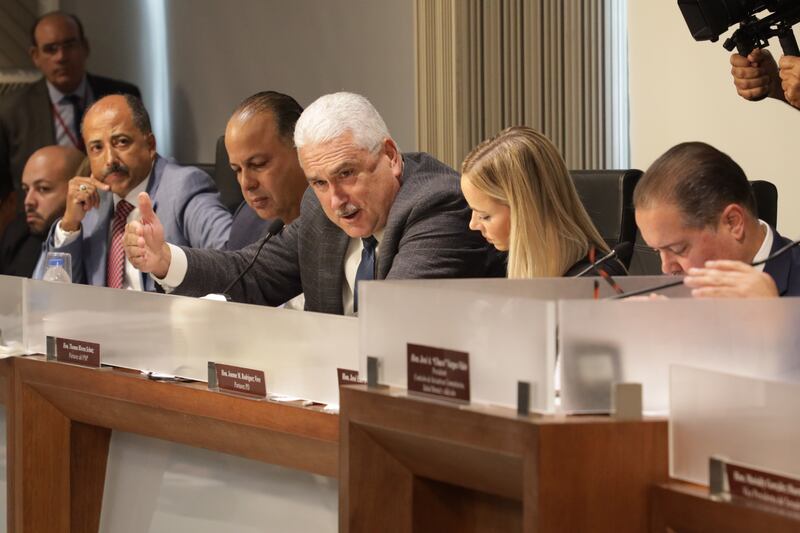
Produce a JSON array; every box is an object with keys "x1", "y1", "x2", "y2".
[
  {"x1": 0, "y1": 215, "x2": 44, "y2": 277},
  {"x1": 764, "y1": 229, "x2": 800, "y2": 297},
  {"x1": 175, "y1": 152, "x2": 507, "y2": 314},
  {"x1": 0, "y1": 74, "x2": 141, "y2": 202},
  {"x1": 225, "y1": 201, "x2": 272, "y2": 250}
]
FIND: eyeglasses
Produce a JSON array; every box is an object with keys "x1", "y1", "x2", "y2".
[{"x1": 39, "y1": 38, "x2": 82, "y2": 56}]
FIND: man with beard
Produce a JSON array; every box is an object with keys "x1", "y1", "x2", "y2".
[
  {"x1": 38, "y1": 94, "x2": 232, "y2": 290},
  {"x1": 0, "y1": 146, "x2": 83, "y2": 276}
]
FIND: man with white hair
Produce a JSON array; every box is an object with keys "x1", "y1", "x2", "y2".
[{"x1": 124, "y1": 92, "x2": 505, "y2": 315}]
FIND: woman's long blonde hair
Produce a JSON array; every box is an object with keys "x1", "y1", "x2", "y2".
[{"x1": 461, "y1": 126, "x2": 609, "y2": 278}]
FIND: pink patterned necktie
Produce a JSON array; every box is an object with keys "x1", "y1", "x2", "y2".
[{"x1": 106, "y1": 199, "x2": 134, "y2": 288}]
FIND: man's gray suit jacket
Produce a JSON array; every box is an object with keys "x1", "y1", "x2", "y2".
[
  {"x1": 174, "y1": 152, "x2": 506, "y2": 314},
  {"x1": 38, "y1": 155, "x2": 232, "y2": 291},
  {"x1": 0, "y1": 74, "x2": 141, "y2": 203}
]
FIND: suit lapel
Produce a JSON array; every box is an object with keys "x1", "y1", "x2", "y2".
[
  {"x1": 316, "y1": 223, "x2": 349, "y2": 314},
  {"x1": 32, "y1": 79, "x2": 56, "y2": 145},
  {"x1": 85, "y1": 193, "x2": 114, "y2": 286}
]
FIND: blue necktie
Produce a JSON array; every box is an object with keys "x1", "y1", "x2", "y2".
[{"x1": 353, "y1": 236, "x2": 378, "y2": 313}]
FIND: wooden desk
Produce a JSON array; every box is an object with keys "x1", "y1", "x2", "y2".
[
  {"x1": 339, "y1": 385, "x2": 668, "y2": 532},
  {"x1": 651, "y1": 481, "x2": 800, "y2": 532},
  {"x1": 6, "y1": 356, "x2": 338, "y2": 533}
]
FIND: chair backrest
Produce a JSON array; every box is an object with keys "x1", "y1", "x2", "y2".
[
  {"x1": 181, "y1": 136, "x2": 243, "y2": 213},
  {"x1": 570, "y1": 169, "x2": 642, "y2": 268},
  {"x1": 750, "y1": 180, "x2": 778, "y2": 229},
  {"x1": 213, "y1": 135, "x2": 244, "y2": 212}
]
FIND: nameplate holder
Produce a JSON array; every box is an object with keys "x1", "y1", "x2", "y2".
[
  {"x1": 407, "y1": 343, "x2": 470, "y2": 403},
  {"x1": 709, "y1": 456, "x2": 800, "y2": 516},
  {"x1": 517, "y1": 381, "x2": 531, "y2": 416},
  {"x1": 366, "y1": 356, "x2": 380, "y2": 388},
  {"x1": 47, "y1": 335, "x2": 100, "y2": 368},
  {"x1": 611, "y1": 382, "x2": 642, "y2": 420},
  {"x1": 208, "y1": 362, "x2": 267, "y2": 399},
  {"x1": 337, "y1": 368, "x2": 365, "y2": 386}
]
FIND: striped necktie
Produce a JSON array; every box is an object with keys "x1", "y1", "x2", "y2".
[{"x1": 106, "y1": 199, "x2": 134, "y2": 289}]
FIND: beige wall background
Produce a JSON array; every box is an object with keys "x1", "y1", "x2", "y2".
[
  {"x1": 60, "y1": 0, "x2": 416, "y2": 164},
  {"x1": 628, "y1": 1, "x2": 800, "y2": 237}
]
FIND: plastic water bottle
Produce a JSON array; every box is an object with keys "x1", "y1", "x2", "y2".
[{"x1": 43, "y1": 256, "x2": 71, "y2": 283}]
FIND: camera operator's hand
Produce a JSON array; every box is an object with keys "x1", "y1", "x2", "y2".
[
  {"x1": 779, "y1": 55, "x2": 800, "y2": 109},
  {"x1": 730, "y1": 49, "x2": 783, "y2": 102}
]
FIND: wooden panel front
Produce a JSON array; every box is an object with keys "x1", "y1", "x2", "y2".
[
  {"x1": 340, "y1": 385, "x2": 668, "y2": 533},
  {"x1": 6, "y1": 356, "x2": 339, "y2": 532},
  {"x1": 651, "y1": 482, "x2": 800, "y2": 532}
]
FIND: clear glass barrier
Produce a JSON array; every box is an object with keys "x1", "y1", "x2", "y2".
[
  {"x1": 0, "y1": 275, "x2": 23, "y2": 352},
  {"x1": 359, "y1": 280, "x2": 557, "y2": 412},
  {"x1": 99, "y1": 431, "x2": 337, "y2": 533},
  {"x1": 382, "y1": 276, "x2": 689, "y2": 300},
  {"x1": 559, "y1": 298, "x2": 800, "y2": 414},
  {"x1": 24, "y1": 280, "x2": 358, "y2": 405},
  {"x1": 670, "y1": 365, "x2": 800, "y2": 485}
]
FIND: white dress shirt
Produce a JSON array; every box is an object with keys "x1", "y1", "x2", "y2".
[
  {"x1": 158, "y1": 228, "x2": 385, "y2": 316},
  {"x1": 752, "y1": 219, "x2": 773, "y2": 272},
  {"x1": 55, "y1": 175, "x2": 151, "y2": 290}
]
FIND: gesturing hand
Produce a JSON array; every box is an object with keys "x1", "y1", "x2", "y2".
[
  {"x1": 124, "y1": 192, "x2": 172, "y2": 278},
  {"x1": 684, "y1": 260, "x2": 779, "y2": 299},
  {"x1": 61, "y1": 175, "x2": 111, "y2": 232}
]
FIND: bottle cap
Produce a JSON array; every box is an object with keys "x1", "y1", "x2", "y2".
[{"x1": 47, "y1": 257, "x2": 65, "y2": 267}]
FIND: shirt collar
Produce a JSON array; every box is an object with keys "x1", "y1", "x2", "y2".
[
  {"x1": 752, "y1": 219, "x2": 773, "y2": 272},
  {"x1": 371, "y1": 227, "x2": 386, "y2": 246},
  {"x1": 46, "y1": 74, "x2": 89, "y2": 105}
]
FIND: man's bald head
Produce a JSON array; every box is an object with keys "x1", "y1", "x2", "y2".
[
  {"x1": 29, "y1": 12, "x2": 89, "y2": 94},
  {"x1": 22, "y1": 146, "x2": 84, "y2": 235}
]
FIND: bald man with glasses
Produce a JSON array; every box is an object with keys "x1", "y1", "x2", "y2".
[{"x1": 0, "y1": 10, "x2": 140, "y2": 229}]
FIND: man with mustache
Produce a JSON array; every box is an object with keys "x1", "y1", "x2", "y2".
[
  {"x1": 0, "y1": 11, "x2": 140, "y2": 231},
  {"x1": 0, "y1": 146, "x2": 83, "y2": 277},
  {"x1": 124, "y1": 92, "x2": 505, "y2": 314},
  {"x1": 39, "y1": 94, "x2": 232, "y2": 290}
]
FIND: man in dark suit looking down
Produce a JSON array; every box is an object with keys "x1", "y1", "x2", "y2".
[
  {"x1": 223, "y1": 91, "x2": 308, "y2": 251},
  {"x1": 634, "y1": 141, "x2": 799, "y2": 298}
]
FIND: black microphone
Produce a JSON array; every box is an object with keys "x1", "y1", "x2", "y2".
[
  {"x1": 210, "y1": 218, "x2": 285, "y2": 300},
  {"x1": 611, "y1": 238, "x2": 800, "y2": 300},
  {"x1": 573, "y1": 241, "x2": 633, "y2": 277}
]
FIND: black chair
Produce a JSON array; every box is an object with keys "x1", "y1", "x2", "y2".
[
  {"x1": 570, "y1": 169, "x2": 642, "y2": 269},
  {"x1": 628, "y1": 179, "x2": 780, "y2": 276},
  {"x1": 212, "y1": 135, "x2": 244, "y2": 213},
  {"x1": 183, "y1": 136, "x2": 243, "y2": 213},
  {"x1": 751, "y1": 180, "x2": 778, "y2": 229}
]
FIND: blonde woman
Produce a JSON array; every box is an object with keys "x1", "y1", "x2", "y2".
[{"x1": 460, "y1": 126, "x2": 625, "y2": 278}]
